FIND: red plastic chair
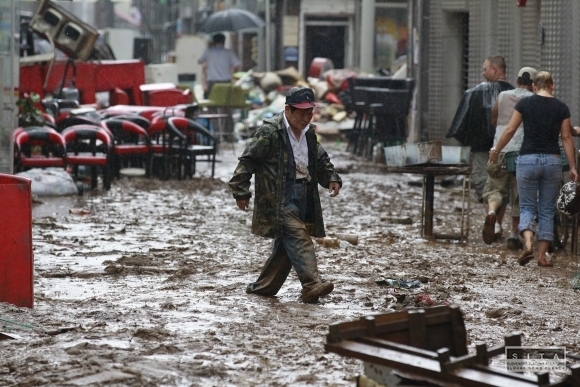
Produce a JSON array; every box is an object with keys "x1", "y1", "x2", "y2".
[
  {"x1": 167, "y1": 116, "x2": 217, "y2": 178},
  {"x1": 13, "y1": 126, "x2": 66, "y2": 173},
  {"x1": 147, "y1": 88, "x2": 193, "y2": 107},
  {"x1": 146, "y1": 116, "x2": 184, "y2": 180},
  {"x1": 109, "y1": 87, "x2": 131, "y2": 106},
  {"x1": 100, "y1": 118, "x2": 151, "y2": 178},
  {"x1": 62, "y1": 125, "x2": 113, "y2": 190}
]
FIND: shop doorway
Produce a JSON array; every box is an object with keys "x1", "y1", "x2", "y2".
[{"x1": 305, "y1": 22, "x2": 346, "y2": 74}]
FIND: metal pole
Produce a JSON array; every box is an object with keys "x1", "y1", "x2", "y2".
[
  {"x1": 360, "y1": 0, "x2": 375, "y2": 73},
  {"x1": 265, "y1": 0, "x2": 271, "y2": 71}
]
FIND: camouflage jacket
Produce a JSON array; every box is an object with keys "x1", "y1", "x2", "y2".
[{"x1": 228, "y1": 113, "x2": 342, "y2": 238}]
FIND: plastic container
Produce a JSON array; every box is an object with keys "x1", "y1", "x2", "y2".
[
  {"x1": 0, "y1": 174, "x2": 33, "y2": 308},
  {"x1": 384, "y1": 141, "x2": 442, "y2": 167},
  {"x1": 441, "y1": 146, "x2": 471, "y2": 164}
]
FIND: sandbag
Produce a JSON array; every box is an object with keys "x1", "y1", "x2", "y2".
[
  {"x1": 16, "y1": 168, "x2": 79, "y2": 196},
  {"x1": 557, "y1": 181, "x2": 580, "y2": 216}
]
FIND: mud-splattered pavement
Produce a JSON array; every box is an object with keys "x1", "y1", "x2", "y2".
[{"x1": 1, "y1": 141, "x2": 580, "y2": 386}]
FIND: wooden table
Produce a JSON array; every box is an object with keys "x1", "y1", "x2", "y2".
[{"x1": 386, "y1": 164, "x2": 472, "y2": 242}]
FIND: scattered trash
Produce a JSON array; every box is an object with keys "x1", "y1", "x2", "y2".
[
  {"x1": 385, "y1": 287, "x2": 406, "y2": 303},
  {"x1": 0, "y1": 316, "x2": 38, "y2": 330},
  {"x1": 335, "y1": 233, "x2": 359, "y2": 245},
  {"x1": 46, "y1": 326, "x2": 77, "y2": 336},
  {"x1": 0, "y1": 332, "x2": 20, "y2": 340},
  {"x1": 317, "y1": 237, "x2": 340, "y2": 248},
  {"x1": 69, "y1": 208, "x2": 91, "y2": 215},
  {"x1": 380, "y1": 216, "x2": 413, "y2": 225},
  {"x1": 16, "y1": 168, "x2": 79, "y2": 196},
  {"x1": 485, "y1": 308, "x2": 506, "y2": 319},
  {"x1": 569, "y1": 272, "x2": 580, "y2": 289},
  {"x1": 375, "y1": 277, "x2": 421, "y2": 289},
  {"x1": 414, "y1": 293, "x2": 437, "y2": 307}
]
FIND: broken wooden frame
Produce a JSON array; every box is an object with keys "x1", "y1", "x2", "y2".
[{"x1": 325, "y1": 304, "x2": 580, "y2": 386}]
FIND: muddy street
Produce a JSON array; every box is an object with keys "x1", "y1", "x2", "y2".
[{"x1": 1, "y1": 141, "x2": 580, "y2": 386}]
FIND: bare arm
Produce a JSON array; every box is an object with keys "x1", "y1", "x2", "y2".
[
  {"x1": 561, "y1": 117, "x2": 579, "y2": 182},
  {"x1": 491, "y1": 99, "x2": 499, "y2": 127}
]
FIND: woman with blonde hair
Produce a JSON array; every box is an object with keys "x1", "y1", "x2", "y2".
[{"x1": 489, "y1": 71, "x2": 578, "y2": 267}]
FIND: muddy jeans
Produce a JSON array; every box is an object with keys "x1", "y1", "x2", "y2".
[
  {"x1": 246, "y1": 183, "x2": 321, "y2": 296},
  {"x1": 516, "y1": 153, "x2": 562, "y2": 241}
]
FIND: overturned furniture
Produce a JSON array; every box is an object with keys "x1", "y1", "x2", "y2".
[{"x1": 325, "y1": 305, "x2": 580, "y2": 386}]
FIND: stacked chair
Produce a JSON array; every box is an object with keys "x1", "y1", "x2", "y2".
[
  {"x1": 344, "y1": 77, "x2": 415, "y2": 159},
  {"x1": 100, "y1": 118, "x2": 151, "y2": 179},
  {"x1": 61, "y1": 125, "x2": 113, "y2": 190},
  {"x1": 167, "y1": 116, "x2": 217, "y2": 178},
  {"x1": 13, "y1": 126, "x2": 66, "y2": 173},
  {"x1": 14, "y1": 96, "x2": 219, "y2": 187}
]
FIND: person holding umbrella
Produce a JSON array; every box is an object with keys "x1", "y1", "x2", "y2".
[{"x1": 198, "y1": 33, "x2": 240, "y2": 98}]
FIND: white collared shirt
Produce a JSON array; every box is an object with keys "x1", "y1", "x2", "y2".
[{"x1": 283, "y1": 113, "x2": 309, "y2": 179}]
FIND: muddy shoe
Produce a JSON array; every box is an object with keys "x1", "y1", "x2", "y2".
[
  {"x1": 301, "y1": 281, "x2": 334, "y2": 303},
  {"x1": 518, "y1": 249, "x2": 534, "y2": 266},
  {"x1": 482, "y1": 212, "x2": 496, "y2": 245},
  {"x1": 507, "y1": 238, "x2": 523, "y2": 251}
]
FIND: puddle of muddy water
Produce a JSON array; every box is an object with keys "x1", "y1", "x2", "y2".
[
  {"x1": 32, "y1": 194, "x2": 93, "y2": 220},
  {"x1": 4, "y1": 142, "x2": 580, "y2": 386}
]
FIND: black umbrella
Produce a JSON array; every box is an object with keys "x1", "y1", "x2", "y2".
[{"x1": 202, "y1": 9, "x2": 265, "y2": 33}]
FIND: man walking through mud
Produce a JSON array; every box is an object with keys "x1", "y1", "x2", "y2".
[
  {"x1": 447, "y1": 55, "x2": 514, "y2": 240},
  {"x1": 229, "y1": 86, "x2": 342, "y2": 303}
]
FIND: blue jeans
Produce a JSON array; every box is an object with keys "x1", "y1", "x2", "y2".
[
  {"x1": 516, "y1": 154, "x2": 562, "y2": 241},
  {"x1": 247, "y1": 183, "x2": 321, "y2": 296}
]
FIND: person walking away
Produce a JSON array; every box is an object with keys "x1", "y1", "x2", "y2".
[
  {"x1": 447, "y1": 55, "x2": 514, "y2": 240},
  {"x1": 229, "y1": 86, "x2": 342, "y2": 303},
  {"x1": 489, "y1": 71, "x2": 578, "y2": 267},
  {"x1": 482, "y1": 67, "x2": 537, "y2": 248},
  {"x1": 198, "y1": 33, "x2": 241, "y2": 98}
]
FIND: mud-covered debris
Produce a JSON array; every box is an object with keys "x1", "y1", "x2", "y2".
[
  {"x1": 0, "y1": 332, "x2": 19, "y2": 340},
  {"x1": 69, "y1": 208, "x2": 91, "y2": 215},
  {"x1": 380, "y1": 216, "x2": 413, "y2": 225},
  {"x1": 485, "y1": 308, "x2": 506, "y2": 319},
  {"x1": 133, "y1": 328, "x2": 172, "y2": 341},
  {"x1": 104, "y1": 265, "x2": 125, "y2": 274},
  {"x1": 46, "y1": 326, "x2": 77, "y2": 336},
  {"x1": 116, "y1": 255, "x2": 156, "y2": 266},
  {"x1": 160, "y1": 302, "x2": 177, "y2": 310}
]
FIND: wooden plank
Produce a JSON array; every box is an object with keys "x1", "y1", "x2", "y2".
[
  {"x1": 437, "y1": 348, "x2": 451, "y2": 372},
  {"x1": 409, "y1": 309, "x2": 427, "y2": 349},
  {"x1": 364, "y1": 316, "x2": 376, "y2": 337},
  {"x1": 325, "y1": 340, "x2": 540, "y2": 387},
  {"x1": 358, "y1": 337, "x2": 439, "y2": 359},
  {"x1": 449, "y1": 304, "x2": 468, "y2": 356},
  {"x1": 475, "y1": 342, "x2": 489, "y2": 365}
]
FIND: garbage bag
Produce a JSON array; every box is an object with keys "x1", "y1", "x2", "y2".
[
  {"x1": 446, "y1": 81, "x2": 514, "y2": 149},
  {"x1": 557, "y1": 181, "x2": 580, "y2": 216},
  {"x1": 375, "y1": 277, "x2": 421, "y2": 289},
  {"x1": 16, "y1": 168, "x2": 79, "y2": 196}
]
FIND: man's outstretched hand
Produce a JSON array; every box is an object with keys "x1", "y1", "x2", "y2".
[
  {"x1": 236, "y1": 199, "x2": 250, "y2": 211},
  {"x1": 329, "y1": 182, "x2": 340, "y2": 197}
]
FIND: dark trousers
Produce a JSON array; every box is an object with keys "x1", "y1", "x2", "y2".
[{"x1": 247, "y1": 184, "x2": 321, "y2": 296}]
